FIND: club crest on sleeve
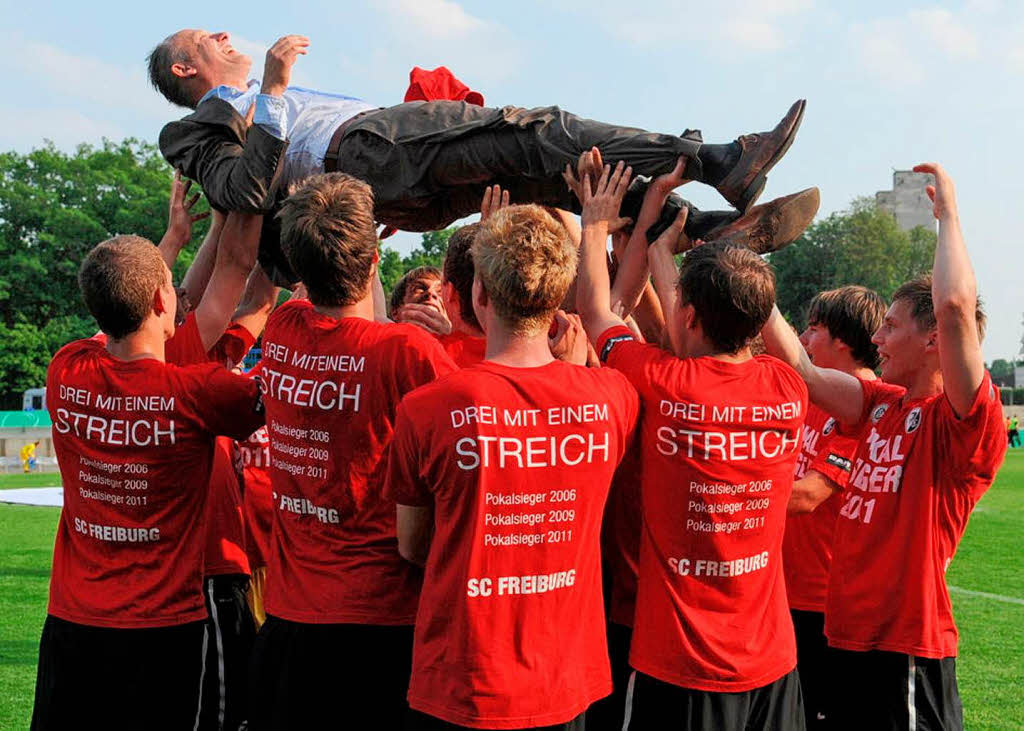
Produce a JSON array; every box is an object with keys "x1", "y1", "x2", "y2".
[
  {"x1": 904, "y1": 407, "x2": 922, "y2": 434},
  {"x1": 822, "y1": 417, "x2": 836, "y2": 436},
  {"x1": 871, "y1": 404, "x2": 889, "y2": 424}
]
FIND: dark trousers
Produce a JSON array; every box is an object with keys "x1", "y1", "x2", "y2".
[
  {"x1": 335, "y1": 101, "x2": 734, "y2": 238},
  {"x1": 248, "y1": 615, "x2": 414, "y2": 731},
  {"x1": 829, "y1": 648, "x2": 963, "y2": 730},
  {"x1": 624, "y1": 669, "x2": 805, "y2": 731},
  {"x1": 31, "y1": 615, "x2": 207, "y2": 731},
  {"x1": 792, "y1": 609, "x2": 837, "y2": 729},
  {"x1": 198, "y1": 574, "x2": 256, "y2": 731},
  {"x1": 585, "y1": 621, "x2": 634, "y2": 730}
]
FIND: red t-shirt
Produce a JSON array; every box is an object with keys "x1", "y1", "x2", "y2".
[
  {"x1": 46, "y1": 337, "x2": 263, "y2": 628},
  {"x1": 165, "y1": 311, "x2": 207, "y2": 367},
  {"x1": 203, "y1": 438, "x2": 251, "y2": 577},
  {"x1": 598, "y1": 326, "x2": 807, "y2": 692},
  {"x1": 602, "y1": 442, "x2": 643, "y2": 627},
  {"x1": 386, "y1": 360, "x2": 639, "y2": 729},
  {"x1": 439, "y1": 330, "x2": 487, "y2": 368},
  {"x1": 238, "y1": 425, "x2": 273, "y2": 569},
  {"x1": 825, "y1": 374, "x2": 1006, "y2": 658},
  {"x1": 260, "y1": 300, "x2": 457, "y2": 624},
  {"x1": 782, "y1": 403, "x2": 860, "y2": 612}
]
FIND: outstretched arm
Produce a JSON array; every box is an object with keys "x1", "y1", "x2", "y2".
[
  {"x1": 231, "y1": 265, "x2": 281, "y2": 340},
  {"x1": 158, "y1": 171, "x2": 209, "y2": 269},
  {"x1": 788, "y1": 471, "x2": 840, "y2": 513},
  {"x1": 760, "y1": 306, "x2": 864, "y2": 425},
  {"x1": 916, "y1": 163, "x2": 984, "y2": 418}
]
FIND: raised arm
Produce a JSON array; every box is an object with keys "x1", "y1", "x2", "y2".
[
  {"x1": 180, "y1": 209, "x2": 226, "y2": 305},
  {"x1": 192, "y1": 212, "x2": 263, "y2": 352},
  {"x1": 158, "y1": 170, "x2": 209, "y2": 269},
  {"x1": 231, "y1": 265, "x2": 281, "y2": 340},
  {"x1": 915, "y1": 163, "x2": 984, "y2": 418},
  {"x1": 572, "y1": 155, "x2": 634, "y2": 343},
  {"x1": 760, "y1": 306, "x2": 865, "y2": 425},
  {"x1": 646, "y1": 207, "x2": 689, "y2": 355}
]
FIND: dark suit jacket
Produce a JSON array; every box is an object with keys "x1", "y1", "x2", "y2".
[{"x1": 159, "y1": 99, "x2": 298, "y2": 285}]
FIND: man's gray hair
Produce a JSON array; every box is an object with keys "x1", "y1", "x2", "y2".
[{"x1": 147, "y1": 34, "x2": 195, "y2": 109}]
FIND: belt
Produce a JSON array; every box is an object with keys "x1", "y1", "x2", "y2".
[{"x1": 323, "y1": 109, "x2": 378, "y2": 172}]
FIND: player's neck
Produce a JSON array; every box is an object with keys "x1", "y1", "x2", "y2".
[
  {"x1": 903, "y1": 367, "x2": 944, "y2": 402},
  {"x1": 483, "y1": 326, "x2": 554, "y2": 368},
  {"x1": 452, "y1": 317, "x2": 485, "y2": 339},
  {"x1": 105, "y1": 324, "x2": 166, "y2": 363},
  {"x1": 847, "y1": 365, "x2": 877, "y2": 381},
  {"x1": 313, "y1": 294, "x2": 375, "y2": 322}
]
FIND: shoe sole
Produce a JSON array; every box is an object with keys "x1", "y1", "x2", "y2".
[
  {"x1": 735, "y1": 99, "x2": 806, "y2": 213},
  {"x1": 709, "y1": 187, "x2": 820, "y2": 254}
]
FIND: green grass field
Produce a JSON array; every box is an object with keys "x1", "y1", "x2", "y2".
[
  {"x1": 0, "y1": 452, "x2": 1021, "y2": 729},
  {"x1": 0, "y1": 473, "x2": 62, "y2": 490}
]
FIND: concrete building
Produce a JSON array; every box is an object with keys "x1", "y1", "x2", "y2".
[{"x1": 876, "y1": 170, "x2": 936, "y2": 232}]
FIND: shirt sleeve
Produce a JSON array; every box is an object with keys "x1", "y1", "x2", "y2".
[
  {"x1": 595, "y1": 324, "x2": 669, "y2": 398},
  {"x1": 178, "y1": 364, "x2": 265, "y2": 440},
  {"x1": 808, "y1": 429, "x2": 859, "y2": 490},
  {"x1": 397, "y1": 328, "x2": 459, "y2": 395},
  {"x1": 934, "y1": 372, "x2": 1007, "y2": 490},
  {"x1": 383, "y1": 400, "x2": 433, "y2": 507},
  {"x1": 166, "y1": 313, "x2": 210, "y2": 367},
  {"x1": 840, "y1": 377, "x2": 903, "y2": 436},
  {"x1": 254, "y1": 94, "x2": 288, "y2": 140},
  {"x1": 209, "y1": 323, "x2": 257, "y2": 366}
]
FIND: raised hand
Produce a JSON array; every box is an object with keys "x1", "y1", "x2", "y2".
[
  {"x1": 480, "y1": 184, "x2": 511, "y2": 220},
  {"x1": 913, "y1": 162, "x2": 958, "y2": 222},
  {"x1": 165, "y1": 170, "x2": 209, "y2": 246},
  {"x1": 394, "y1": 302, "x2": 453, "y2": 336},
  {"x1": 262, "y1": 35, "x2": 310, "y2": 96},
  {"x1": 580, "y1": 156, "x2": 633, "y2": 228},
  {"x1": 650, "y1": 205, "x2": 690, "y2": 255},
  {"x1": 548, "y1": 310, "x2": 588, "y2": 365},
  {"x1": 651, "y1": 156, "x2": 689, "y2": 193}
]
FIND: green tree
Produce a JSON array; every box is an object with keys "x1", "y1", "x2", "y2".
[
  {"x1": 0, "y1": 139, "x2": 204, "y2": 408},
  {"x1": 379, "y1": 228, "x2": 456, "y2": 293},
  {"x1": 769, "y1": 198, "x2": 937, "y2": 330}
]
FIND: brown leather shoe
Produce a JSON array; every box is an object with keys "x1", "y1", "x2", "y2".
[
  {"x1": 702, "y1": 187, "x2": 819, "y2": 254},
  {"x1": 717, "y1": 100, "x2": 806, "y2": 212}
]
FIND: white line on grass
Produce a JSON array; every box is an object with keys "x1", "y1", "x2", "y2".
[{"x1": 949, "y1": 585, "x2": 1024, "y2": 606}]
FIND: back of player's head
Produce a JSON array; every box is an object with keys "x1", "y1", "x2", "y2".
[
  {"x1": 147, "y1": 33, "x2": 194, "y2": 108},
  {"x1": 892, "y1": 273, "x2": 987, "y2": 340},
  {"x1": 79, "y1": 235, "x2": 167, "y2": 339},
  {"x1": 389, "y1": 266, "x2": 441, "y2": 314},
  {"x1": 278, "y1": 173, "x2": 378, "y2": 308},
  {"x1": 443, "y1": 223, "x2": 481, "y2": 330},
  {"x1": 806, "y1": 285, "x2": 886, "y2": 369},
  {"x1": 473, "y1": 205, "x2": 577, "y2": 335},
  {"x1": 678, "y1": 241, "x2": 775, "y2": 354}
]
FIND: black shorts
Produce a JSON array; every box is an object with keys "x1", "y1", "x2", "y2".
[
  {"x1": 792, "y1": 609, "x2": 838, "y2": 729},
  {"x1": 407, "y1": 709, "x2": 585, "y2": 731},
  {"x1": 829, "y1": 648, "x2": 963, "y2": 730},
  {"x1": 248, "y1": 615, "x2": 414, "y2": 731},
  {"x1": 585, "y1": 621, "x2": 634, "y2": 730},
  {"x1": 624, "y1": 668, "x2": 805, "y2": 731},
  {"x1": 198, "y1": 574, "x2": 255, "y2": 731},
  {"x1": 31, "y1": 614, "x2": 207, "y2": 731}
]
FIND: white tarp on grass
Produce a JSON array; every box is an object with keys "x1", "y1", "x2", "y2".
[{"x1": 0, "y1": 487, "x2": 63, "y2": 507}]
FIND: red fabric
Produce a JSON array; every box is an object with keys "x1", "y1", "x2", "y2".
[
  {"x1": 260, "y1": 300, "x2": 456, "y2": 624},
  {"x1": 404, "y1": 66, "x2": 484, "y2": 106},
  {"x1": 602, "y1": 442, "x2": 642, "y2": 627},
  {"x1": 238, "y1": 425, "x2": 272, "y2": 569},
  {"x1": 385, "y1": 360, "x2": 638, "y2": 729},
  {"x1": 203, "y1": 438, "x2": 251, "y2": 576},
  {"x1": 825, "y1": 374, "x2": 1006, "y2": 658},
  {"x1": 782, "y1": 403, "x2": 859, "y2": 612},
  {"x1": 598, "y1": 326, "x2": 807, "y2": 692},
  {"x1": 438, "y1": 330, "x2": 487, "y2": 368},
  {"x1": 165, "y1": 312, "x2": 206, "y2": 368},
  {"x1": 209, "y1": 323, "x2": 257, "y2": 366},
  {"x1": 46, "y1": 337, "x2": 262, "y2": 628}
]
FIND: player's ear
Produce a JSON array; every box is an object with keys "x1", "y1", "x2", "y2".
[
  {"x1": 170, "y1": 62, "x2": 198, "y2": 80},
  {"x1": 442, "y1": 281, "x2": 460, "y2": 319},
  {"x1": 924, "y1": 327, "x2": 939, "y2": 353},
  {"x1": 153, "y1": 287, "x2": 168, "y2": 316}
]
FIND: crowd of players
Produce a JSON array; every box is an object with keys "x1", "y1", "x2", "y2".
[{"x1": 31, "y1": 149, "x2": 1005, "y2": 731}]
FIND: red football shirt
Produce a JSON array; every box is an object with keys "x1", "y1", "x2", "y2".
[
  {"x1": 165, "y1": 311, "x2": 207, "y2": 367},
  {"x1": 260, "y1": 300, "x2": 457, "y2": 624},
  {"x1": 46, "y1": 337, "x2": 263, "y2": 628},
  {"x1": 602, "y1": 442, "x2": 643, "y2": 627},
  {"x1": 238, "y1": 425, "x2": 273, "y2": 569},
  {"x1": 439, "y1": 330, "x2": 487, "y2": 368},
  {"x1": 782, "y1": 403, "x2": 860, "y2": 612},
  {"x1": 825, "y1": 374, "x2": 1006, "y2": 658},
  {"x1": 203, "y1": 437, "x2": 251, "y2": 577},
  {"x1": 598, "y1": 326, "x2": 807, "y2": 692},
  {"x1": 386, "y1": 360, "x2": 639, "y2": 729}
]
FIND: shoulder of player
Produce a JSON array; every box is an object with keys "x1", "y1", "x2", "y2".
[
  {"x1": 374, "y1": 320, "x2": 450, "y2": 358},
  {"x1": 265, "y1": 299, "x2": 311, "y2": 329}
]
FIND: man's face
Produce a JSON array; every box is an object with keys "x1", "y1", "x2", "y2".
[
  {"x1": 173, "y1": 29, "x2": 251, "y2": 89},
  {"x1": 403, "y1": 275, "x2": 444, "y2": 312},
  {"x1": 799, "y1": 322, "x2": 841, "y2": 368},
  {"x1": 872, "y1": 299, "x2": 931, "y2": 387}
]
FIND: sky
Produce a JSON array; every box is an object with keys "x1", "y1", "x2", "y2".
[{"x1": 1, "y1": 0, "x2": 1022, "y2": 362}]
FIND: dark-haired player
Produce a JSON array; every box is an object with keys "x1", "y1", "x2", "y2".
[
  {"x1": 387, "y1": 203, "x2": 638, "y2": 729},
  {"x1": 575, "y1": 157, "x2": 811, "y2": 730},
  {"x1": 32, "y1": 236, "x2": 263, "y2": 731},
  {"x1": 761, "y1": 163, "x2": 1006, "y2": 729},
  {"x1": 249, "y1": 172, "x2": 456, "y2": 730},
  {"x1": 782, "y1": 285, "x2": 885, "y2": 729}
]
